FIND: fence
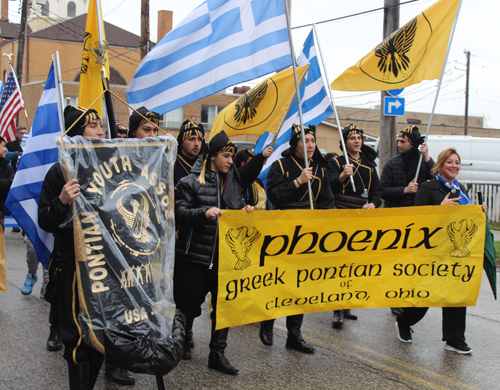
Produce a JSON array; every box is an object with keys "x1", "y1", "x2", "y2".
[{"x1": 468, "y1": 184, "x2": 500, "y2": 222}]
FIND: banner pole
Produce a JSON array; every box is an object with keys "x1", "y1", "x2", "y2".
[
  {"x1": 282, "y1": 0, "x2": 314, "y2": 209},
  {"x1": 53, "y1": 52, "x2": 66, "y2": 135},
  {"x1": 312, "y1": 23, "x2": 356, "y2": 193},
  {"x1": 414, "y1": 0, "x2": 463, "y2": 180}
]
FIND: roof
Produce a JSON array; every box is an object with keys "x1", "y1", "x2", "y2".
[
  {"x1": 29, "y1": 14, "x2": 140, "y2": 48},
  {"x1": 0, "y1": 21, "x2": 32, "y2": 40}
]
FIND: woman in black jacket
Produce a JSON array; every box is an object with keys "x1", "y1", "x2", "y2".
[{"x1": 395, "y1": 147, "x2": 487, "y2": 354}]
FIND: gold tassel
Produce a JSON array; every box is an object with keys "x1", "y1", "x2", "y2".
[{"x1": 197, "y1": 158, "x2": 208, "y2": 185}]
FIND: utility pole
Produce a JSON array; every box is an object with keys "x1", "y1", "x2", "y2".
[
  {"x1": 464, "y1": 49, "x2": 470, "y2": 135},
  {"x1": 141, "y1": 0, "x2": 150, "y2": 59},
  {"x1": 16, "y1": 0, "x2": 29, "y2": 85},
  {"x1": 379, "y1": 0, "x2": 400, "y2": 173}
]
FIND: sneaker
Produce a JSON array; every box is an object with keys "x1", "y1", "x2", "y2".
[
  {"x1": 395, "y1": 321, "x2": 413, "y2": 343},
  {"x1": 21, "y1": 273, "x2": 38, "y2": 295},
  {"x1": 40, "y1": 279, "x2": 49, "y2": 298},
  {"x1": 444, "y1": 340, "x2": 472, "y2": 354}
]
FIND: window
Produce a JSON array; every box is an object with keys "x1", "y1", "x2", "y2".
[
  {"x1": 160, "y1": 107, "x2": 184, "y2": 129},
  {"x1": 201, "y1": 105, "x2": 225, "y2": 129},
  {"x1": 67, "y1": 1, "x2": 76, "y2": 18},
  {"x1": 41, "y1": 1, "x2": 49, "y2": 16}
]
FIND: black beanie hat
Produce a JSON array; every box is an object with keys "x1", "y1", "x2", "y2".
[
  {"x1": 342, "y1": 123, "x2": 364, "y2": 143},
  {"x1": 64, "y1": 105, "x2": 100, "y2": 137},
  {"x1": 128, "y1": 106, "x2": 160, "y2": 136},
  {"x1": 178, "y1": 119, "x2": 205, "y2": 145},
  {"x1": 398, "y1": 125, "x2": 424, "y2": 147}
]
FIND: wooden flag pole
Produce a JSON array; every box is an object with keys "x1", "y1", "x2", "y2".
[{"x1": 312, "y1": 23, "x2": 356, "y2": 193}]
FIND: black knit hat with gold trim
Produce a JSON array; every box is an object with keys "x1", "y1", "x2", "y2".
[
  {"x1": 282, "y1": 123, "x2": 327, "y2": 167},
  {"x1": 342, "y1": 123, "x2": 364, "y2": 143},
  {"x1": 198, "y1": 130, "x2": 236, "y2": 184},
  {"x1": 398, "y1": 125, "x2": 424, "y2": 147},
  {"x1": 64, "y1": 105, "x2": 100, "y2": 137},
  {"x1": 128, "y1": 106, "x2": 160, "y2": 136},
  {"x1": 178, "y1": 119, "x2": 205, "y2": 144}
]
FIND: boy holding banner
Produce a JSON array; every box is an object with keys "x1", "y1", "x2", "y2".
[
  {"x1": 259, "y1": 124, "x2": 333, "y2": 353},
  {"x1": 174, "y1": 130, "x2": 253, "y2": 375}
]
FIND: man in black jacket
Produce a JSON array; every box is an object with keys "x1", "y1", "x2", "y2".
[
  {"x1": 38, "y1": 106, "x2": 106, "y2": 390},
  {"x1": 174, "y1": 130, "x2": 253, "y2": 375},
  {"x1": 174, "y1": 119, "x2": 206, "y2": 186},
  {"x1": 259, "y1": 124, "x2": 334, "y2": 353},
  {"x1": 379, "y1": 125, "x2": 434, "y2": 316},
  {"x1": 6, "y1": 126, "x2": 28, "y2": 171}
]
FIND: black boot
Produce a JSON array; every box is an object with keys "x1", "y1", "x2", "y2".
[
  {"x1": 343, "y1": 309, "x2": 358, "y2": 320},
  {"x1": 208, "y1": 325, "x2": 239, "y2": 375},
  {"x1": 285, "y1": 315, "x2": 315, "y2": 353},
  {"x1": 183, "y1": 318, "x2": 194, "y2": 360},
  {"x1": 332, "y1": 310, "x2": 344, "y2": 328},
  {"x1": 259, "y1": 319, "x2": 275, "y2": 346},
  {"x1": 68, "y1": 362, "x2": 90, "y2": 390},
  {"x1": 88, "y1": 349, "x2": 104, "y2": 390},
  {"x1": 47, "y1": 324, "x2": 62, "y2": 351},
  {"x1": 105, "y1": 357, "x2": 135, "y2": 385}
]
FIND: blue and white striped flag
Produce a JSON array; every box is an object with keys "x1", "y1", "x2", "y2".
[
  {"x1": 127, "y1": 0, "x2": 292, "y2": 115},
  {"x1": 255, "y1": 29, "x2": 334, "y2": 187},
  {"x1": 5, "y1": 64, "x2": 61, "y2": 268}
]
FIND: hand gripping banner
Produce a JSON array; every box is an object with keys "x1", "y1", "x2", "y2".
[
  {"x1": 58, "y1": 135, "x2": 184, "y2": 375},
  {"x1": 216, "y1": 207, "x2": 485, "y2": 330}
]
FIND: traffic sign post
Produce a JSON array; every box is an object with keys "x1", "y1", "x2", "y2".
[{"x1": 384, "y1": 96, "x2": 405, "y2": 116}]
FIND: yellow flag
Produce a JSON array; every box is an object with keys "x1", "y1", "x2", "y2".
[
  {"x1": 331, "y1": 0, "x2": 460, "y2": 91},
  {"x1": 209, "y1": 65, "x2": 309, "y2": 140},
  {"x1": 78, "y1": 0, "x2": 110, "y2": 118}
]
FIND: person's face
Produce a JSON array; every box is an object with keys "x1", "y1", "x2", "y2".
[
  {"x1": 134, "y1": 123, "x2": 158, "y2": 139},
  {"x1": 210, "y1": 151, "x2": 233, "y2": 174},
  {"x1": 397, "y1": 137, "x2": 413, "y2": 154},
  {"x1": 181, "y1": 135, "x2": 203, "y2": 159},
  {"x1": 82, "y1": 120, "x2": 104, "y2": 139},
  {"x1": 440, "y1": 153, "x2": 461, "y2": 182},
  {"x1": 117, "y1": 131, "x2": 127, "y2": 139},
  {"x1": 296, "y1": 133, "x2": 316, "y2": 160},
  {"x1": 346, "y1": 134, "x2": 362, "y2": 155},
  {"x1": 0, "y1": 141, "x2": 6, "y2": 158},
  {"x1": 17, "y1": 129, "x2": 27, "y2": 143}
]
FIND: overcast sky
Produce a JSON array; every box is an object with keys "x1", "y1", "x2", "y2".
[{"x1": 10, "y1": 0, "x2": 500, "y2": 130}]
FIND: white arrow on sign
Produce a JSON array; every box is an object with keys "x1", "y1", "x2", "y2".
[{"x1": 388, "y1": 99, "x2": 402, "y2": 113}]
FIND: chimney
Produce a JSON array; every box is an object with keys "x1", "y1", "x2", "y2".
[
  {"x1": 1, "y1": 0, "x2": 8, "y2": 21},
  {"x1": 157, "y1": 10, "x2": 173, "y2": 42}
]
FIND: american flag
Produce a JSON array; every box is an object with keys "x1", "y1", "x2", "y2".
[{"x1": 0, "y1": 64, "x2": 24, "y2": 142}]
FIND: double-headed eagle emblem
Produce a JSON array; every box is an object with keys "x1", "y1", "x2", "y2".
[
  {"x1": 225, "y1": 227, "x2": 261, "y2": 270},
  {"x1": 447, "y1": 219, "x2": 478, "y2": 258},
  {"x1": 117, "y1": 194, "x2": 153, "y2": 244},
  {"x1": 233, "y1": 81, "x2": 268, "y2": 127},
  {"x1": 375, "y1": 17, "x2": 417, "y2": 80}
]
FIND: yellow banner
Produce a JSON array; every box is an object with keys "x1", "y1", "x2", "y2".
[
  {"x1": 210, "y1": 65, "x2": 309, "y2": 139},
  {"x1": 79, "y1": 0, "x2": 110, "y2": 118},
  {"x1": 331, "y1": 0, "x2": 460, "y2": 91},
  {"x1": 216, "y1": 206, "x2": 485, "y2": 329}
]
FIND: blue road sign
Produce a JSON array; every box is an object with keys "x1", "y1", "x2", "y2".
[
  {"x1": 387, "y1": 88, "x2": 404, "y2": 97},
  {"x1": 384, "y1": 96, "x2": 405, "y2": 116}
]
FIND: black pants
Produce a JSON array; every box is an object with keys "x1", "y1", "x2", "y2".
[
  {"x1": 397, "y1": 307, "x2": 467, "y2": 342},
  {"x1": 47, "y1": 264, "x2": 102, "y2": 364},
  {"x1": 174, "y1": 261, "x2": 218, "y2": 321}
]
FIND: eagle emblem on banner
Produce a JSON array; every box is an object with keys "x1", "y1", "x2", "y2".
[
  {"x1": 233, "y1": 81, "x2": 268, "y2": 127},
  {"x1": 447, "y1": 219, "x2": 478, "y2": 258},
  {"x1": 117, "y1": 194, "x2": 153, "y2": 243},
  {"x1": 375, "y1": 17, "x2": 417, "y2": 80},
  {"x1": 225, "y1": 226, "x2": 261, "y2": 270}
]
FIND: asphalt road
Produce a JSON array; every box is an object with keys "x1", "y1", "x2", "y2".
[{"x1": 1, "y1": 229, "x2": 499, "y2": 390}]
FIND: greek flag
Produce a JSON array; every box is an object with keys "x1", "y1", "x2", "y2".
[
  {"x1": 127, "y1": 0, "x2": 292, "y2": 115},
  {"x1": 255, "y1": 29, "x2": 333, "y2": 187},
  {"x1": 5, "y1": 64, "x2": 60, "y2": 268}
]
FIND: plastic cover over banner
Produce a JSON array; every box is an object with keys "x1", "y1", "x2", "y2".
[{"x1": 58, "y1": 135, "x2": 184, "y2": 375}]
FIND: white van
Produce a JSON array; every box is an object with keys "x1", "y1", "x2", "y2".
[
  {"x1": 374, "y1": 135, "x2": 500, "y2": 185},
  {"x1": 425, "y1": 135, "x2": 500, "y2": 185}
]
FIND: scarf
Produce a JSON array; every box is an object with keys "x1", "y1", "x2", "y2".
[{"x1": 436, "y1": 173, "x2": 471, "y2": 205}]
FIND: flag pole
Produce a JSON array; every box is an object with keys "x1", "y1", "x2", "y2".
[
  {"x1": 312, "y1": 23, "x2": 356, "y2": 193},
  {"x1": 414, "y1": 0, "x2": 463, "y2": 180},
  {"x1": 282, "y1": 0, "x2": 314, "y2": 210},
  {"x1": 52, "y1": 51, "x2": 66, "y2": 134},
  {"x1": 94, "y1": 0, "x2": 118, "y2": 139}
]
